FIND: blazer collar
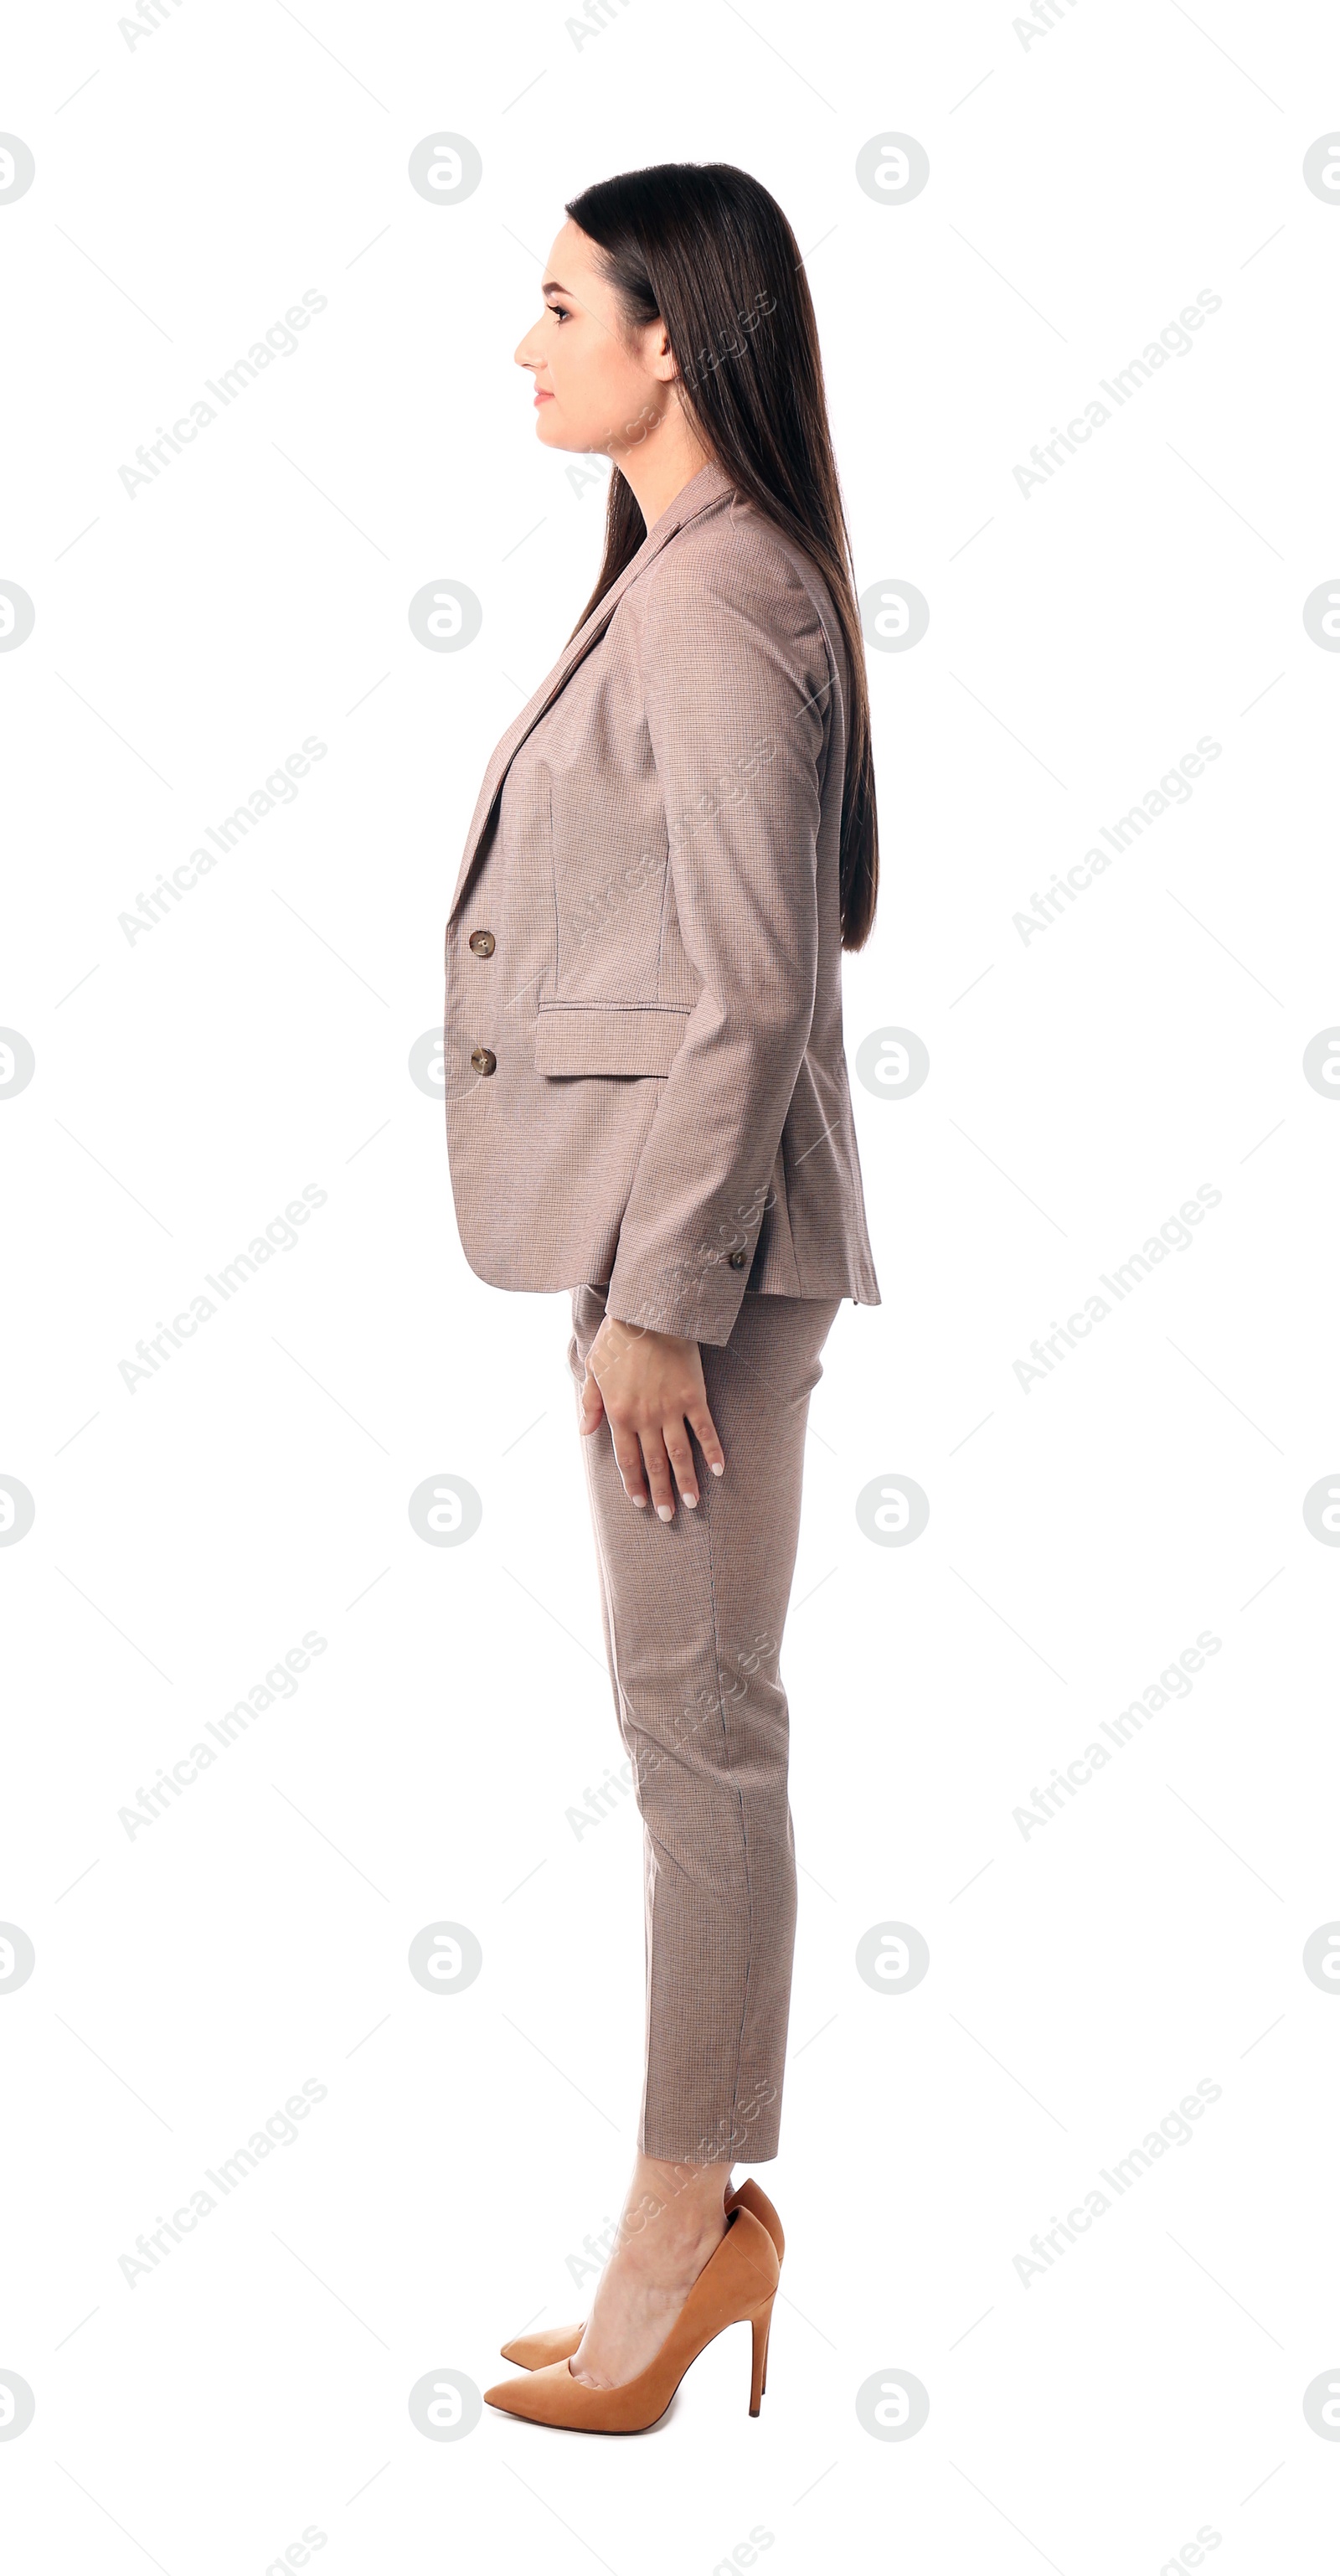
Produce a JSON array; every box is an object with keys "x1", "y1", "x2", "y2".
[
  {"x1": 642, "y1": 454, "x2": 736, "y2": 541},
  {"x1": 447, "y1": 459, "x2": 735, "y2": 923}
]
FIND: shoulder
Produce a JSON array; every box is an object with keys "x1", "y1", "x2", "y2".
[
  {"x1": 630, "y1": 490, "x2": 838, "y2": 684},
  {"x1": 641, "y1": 489, "x2": 822, "y2": 614}
]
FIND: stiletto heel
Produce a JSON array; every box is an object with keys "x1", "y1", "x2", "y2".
[
  {"x1": 486, "y1": 2205, "x2": 781, "y2": 2434},
  {"x1": 749, "y1": 2296, "x2": 774, "y2": 2414}
]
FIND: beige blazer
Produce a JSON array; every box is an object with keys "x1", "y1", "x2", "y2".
[{"x1": 443, "y1": 458, "x2": 880, "y2": 1346}]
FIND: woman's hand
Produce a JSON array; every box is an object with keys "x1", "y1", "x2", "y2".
[{"x1": 579, "y1": 1316, "x2": 725, "y2": 1517}]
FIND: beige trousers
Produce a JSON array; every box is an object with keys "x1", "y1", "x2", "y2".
[{"x1": 568, "y1": 1283, "x2": 843, "y2": 2164}]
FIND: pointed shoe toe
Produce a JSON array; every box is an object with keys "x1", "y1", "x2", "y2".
[
  {"x1": 498, "y1": 2324, "x2": 582, "y2": 2369},
  {"x1": 485, "y1": 2359, "x2": 580, "y2": 2422}
]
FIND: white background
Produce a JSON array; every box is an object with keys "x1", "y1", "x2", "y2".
[{"x1": 3, "y1": 3, "x2": 1339, "y2": 2569}]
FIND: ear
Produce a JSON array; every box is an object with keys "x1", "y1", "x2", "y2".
[{"x1": 646, "y1": 323, "x2": 679, "y2": 385}]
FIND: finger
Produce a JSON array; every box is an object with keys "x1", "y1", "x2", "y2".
[
  {"x1": 609, "y1": 1423, "x2": 648, "y2": 1506},
  {"x1": 688, "y1": 1403, "x2": 726, "y2": 1479},
  {"x1": 578, "y1": 1364, "x2": 606, "y2": 1435},
  {"x1": 663, "y1": 1418, "x2": 699, "y2": 1508},
  {"x1": 640, "y1": 1428, "x2": 677, "y2": 1521}
]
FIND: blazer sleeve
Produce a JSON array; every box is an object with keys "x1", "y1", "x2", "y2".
[{"x1": 603, "y1": 533, "x2": 833, "y2": 1345}]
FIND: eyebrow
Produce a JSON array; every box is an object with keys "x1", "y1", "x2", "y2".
[{"x1": 540, "y1": 279, "x2": 570, "y2": 297}]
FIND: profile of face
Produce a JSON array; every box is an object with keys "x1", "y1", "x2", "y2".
[{"x1": 513, "y1": 219, "x2": 681, "y2": 462}]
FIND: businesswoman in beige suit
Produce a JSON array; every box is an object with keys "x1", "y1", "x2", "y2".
[{"x1": 444, "y1": 162, "x2": 880, "y2": 2433}]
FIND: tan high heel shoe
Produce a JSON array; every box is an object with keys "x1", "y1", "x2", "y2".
[
  {"x1": 484, "y1": 2203, "x2": 780, "y2": 2433},
  {"x1": 498, "y1": 2175, "x2": 785, "y2": 2374}
]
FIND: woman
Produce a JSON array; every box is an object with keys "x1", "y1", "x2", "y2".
[{"x1": 443, "y1": 162, "x2": 880, "y2": 2432}]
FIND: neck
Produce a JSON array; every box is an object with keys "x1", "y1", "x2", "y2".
[{"x1": 608, "y1": 405, "x2": 714, "y2": 534}]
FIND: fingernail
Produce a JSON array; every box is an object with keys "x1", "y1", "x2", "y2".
[
  {"x1": 711, "y1": 1462, "x2": 724, "y2": 1476},
  {"x1": 683, "y1": 1494, "x2": 698, "y2": 1508},
  {"x1": 633, "y1": 1495, "x2": 647, "y2": 1507},
  {"x1": 657, "y1": 1504, "x2": 673, "y2": 1521}
]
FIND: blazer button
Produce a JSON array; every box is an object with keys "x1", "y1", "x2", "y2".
[
  {"x1": 468, "y1": 930, "x2": 495, "y2": 958},
  {"x1": 470, "y1": 1045, "x2": 497, "y2": 1076},
  {"x1": 729, "y1": 1249, "x2": 748, "y2": 1269}
]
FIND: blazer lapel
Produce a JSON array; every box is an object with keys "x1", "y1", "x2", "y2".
[{"x1": 447, "y1": 461, "x2": 734, "y2": 924}]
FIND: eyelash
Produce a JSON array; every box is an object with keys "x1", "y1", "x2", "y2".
[{"x1": 547, "y1": 302, "x2": 571, "y2": 323}]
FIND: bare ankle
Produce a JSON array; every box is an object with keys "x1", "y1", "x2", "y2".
[{"x1": 618, "y1": 2155, "x2": 729, "y2": 2244}]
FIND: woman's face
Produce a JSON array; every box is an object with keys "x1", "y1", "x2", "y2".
[{"x1": 514, "y1": 219, "x2": 677, "y2": 460}]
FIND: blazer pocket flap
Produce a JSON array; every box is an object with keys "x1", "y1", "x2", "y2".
[{"x1": 534, "y1": 1004, "x2": 690, "y2": 1078}]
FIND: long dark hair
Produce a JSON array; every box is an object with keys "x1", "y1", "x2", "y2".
[{"x1": 564, "y1": 162, "x2": 879, "y2": 952}]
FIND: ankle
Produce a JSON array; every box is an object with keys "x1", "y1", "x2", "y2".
[
  {"x1": 626, "y1": 2157, "x2": 728, "y2": 2222},
  {"x1": 616, "y1": 2205, "x2": 724, "y2": 2280}
]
